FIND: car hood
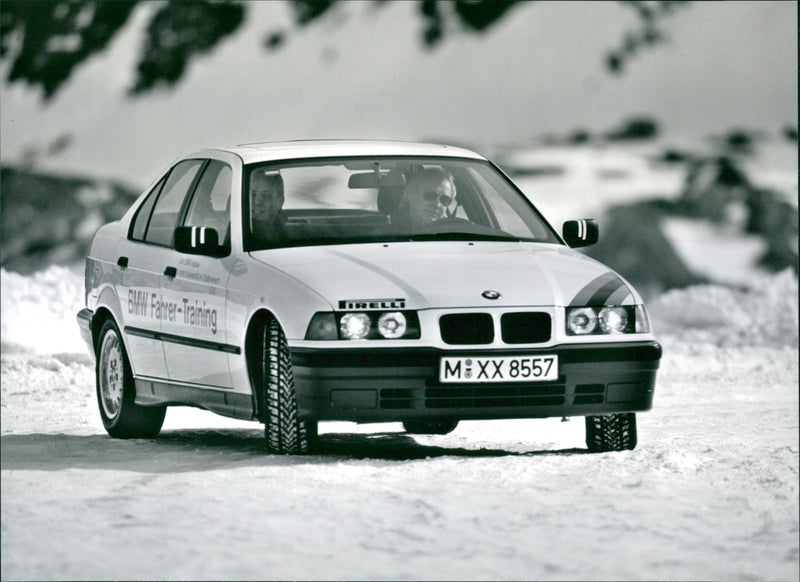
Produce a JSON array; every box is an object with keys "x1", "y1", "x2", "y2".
[{"x1": 250, "y1": 241, "x2": 639, "y2": 310}]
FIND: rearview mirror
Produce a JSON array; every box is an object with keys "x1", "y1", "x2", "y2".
[
  {"x1": 348, "y1": 172, "x2": 379, "y2": 188},
  {"x1": 562, "y1": 219, "x2": 599, "y2": 248},
  {"x1": 174, "y1": 226, "x2": 225, "y2": 257},
  {"x1": 348, "y1": 170, "x2": 406, "y2": 189}
]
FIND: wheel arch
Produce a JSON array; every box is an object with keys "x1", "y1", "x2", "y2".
[
  {"x1": 243, "y1": 308, "x2": 282, "y2": 422},
  {"x1": 91, "y1": 285, "x2": 126, "y2": 353},
  {"x1": 91, "y1": 307, "x2": 117, "y2": 354}
]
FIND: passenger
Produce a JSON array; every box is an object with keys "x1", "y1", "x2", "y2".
[
  {"x1": 250, "y1": 170, "x2": 285, "y2": 245},
  {"x1": 393, "y1": 168, "x2": 456, "y2": 230}
]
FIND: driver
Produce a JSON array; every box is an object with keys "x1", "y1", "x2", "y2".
[{"x1": 393, "y1": 168, "x2": 456, "y2": 230}]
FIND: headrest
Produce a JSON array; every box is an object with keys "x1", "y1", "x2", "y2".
[{"x1": 377, "y1": 171, "x2": 407, "y2": 214}]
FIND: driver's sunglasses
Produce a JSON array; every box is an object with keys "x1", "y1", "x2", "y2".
[{"x1": 422, "y1": 191, "x2": 454, "y2": 206}]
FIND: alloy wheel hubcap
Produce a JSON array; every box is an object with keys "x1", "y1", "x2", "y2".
[{"x1": 100, "y1": 332, "x2": 124, "y2": 418}]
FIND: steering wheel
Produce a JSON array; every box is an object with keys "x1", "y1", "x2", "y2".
[
  {"x1": 418, "y1": 216, "x2": 472, "y2": 233},
  {"x1": 417, "y1": 216, "x2": 518, "y2": 239}
]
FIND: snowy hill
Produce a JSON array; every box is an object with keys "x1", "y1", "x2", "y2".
[
  {"x1": 500, "y1": 138, "x2": 798, "y2": 294},
  {"x1": 0, "y1": 166, "x2": 140, "y2": 273}
]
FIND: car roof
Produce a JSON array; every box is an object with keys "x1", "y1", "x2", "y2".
[{"x1": 190, "y1": 140, "x2": 487, "y2": 165}]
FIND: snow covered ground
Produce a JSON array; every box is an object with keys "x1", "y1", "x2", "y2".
[{"x1": 1, "y1": 264, "x2": 797, "y2": 581}]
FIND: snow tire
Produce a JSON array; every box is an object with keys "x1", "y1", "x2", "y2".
[
  {"x1": 403, "y1": 419, "x2": 459, "y2": 435},
  {"x1": 585, "y1": 413, "x2": 637, "y2": 452},
  {"x1": 96, "y1": 319, "x2": 165, "y2": 438},
  {"x1": 260, "y1": 319, "x2": 316, "y2": 454}
]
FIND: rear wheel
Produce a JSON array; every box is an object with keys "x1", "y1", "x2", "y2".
[
  {"x1": 403, "y1": 419, "x2": 459, "y2": 435},
  {"x1": 258, "y1": 318, "x2": 316, "y2": 454},
  {"x1": 96, "y1": 319, "x2": 165, "y2": 438},
  {"x1": 585, "y1": 413, "x2": 637, "y2": 452}
]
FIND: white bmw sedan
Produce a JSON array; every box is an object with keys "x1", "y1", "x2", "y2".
[{"x1": 77, "y1": 140, "x2": 661, "y2": 454}]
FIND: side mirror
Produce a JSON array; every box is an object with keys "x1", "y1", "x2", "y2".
[
  {"x1": 174, "y1": 226, "x2": 224, "y2": 257},
  {"x1": 562, "y1": 219, "x2": 599, "y2": 248}
]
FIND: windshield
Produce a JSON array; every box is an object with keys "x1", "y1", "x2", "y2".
[{"x1": 243, "y1": 156, "x2": 559, "y2": 251}]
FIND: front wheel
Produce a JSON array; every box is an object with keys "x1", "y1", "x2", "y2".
[
  {"x1": 585, "y1": 413, "x2": 637, "y2": 452},
  {"x1": 259, "y1": 319, "x2": 316, "y2": 454},
  {"x1": 96, "y1": 319, "x2": 165, "y2": 438}
]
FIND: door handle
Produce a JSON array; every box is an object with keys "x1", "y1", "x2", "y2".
[
  {"x1": 117, "y1": 256, "x2": 129, "y2": 268},
  {"x1": 163, "y1": 266, "x2": 177, "y2": 278}
]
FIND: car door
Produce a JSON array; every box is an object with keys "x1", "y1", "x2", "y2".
[
  {"x1": 119, "y1": 159, "x2": 205, "y2": 380},
  {"x1": 160, "y1": 160, "x2": 234, "y2": 388},
  {"x1": 117, "y1": 175, "x2": 169, "y2": 379}
]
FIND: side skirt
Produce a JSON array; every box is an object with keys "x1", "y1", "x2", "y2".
[{"x1": 134, "y1": 378, "x2": 255, "y2": 421}]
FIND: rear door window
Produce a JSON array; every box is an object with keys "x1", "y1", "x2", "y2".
[{"x1": 130, "y1": 177, "x2": 166, "y2": 241}]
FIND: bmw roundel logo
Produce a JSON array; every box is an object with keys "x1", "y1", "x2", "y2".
[{"x1": 482, "y1": 290, "x2": 501, "y2": 300}]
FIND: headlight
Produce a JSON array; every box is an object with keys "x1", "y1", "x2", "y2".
[
  {"x1": 598, "y1": 306, "x2": 628, "y2": 334},
  {"x1": 378, "y1": 312, "x2": 407, "y2": 338},
  {"x1": 340, "y1": 313, "x2": 371, "y2": 340},
  {"x1": 566, "y1": 305, "x2": 643, "y2": 335},
  {"x1": 567, "y1": 307, "x2": 597, "y2": 335},
  {"x1": 305, "y1": 311, "x2": 420, "y2": 340}
]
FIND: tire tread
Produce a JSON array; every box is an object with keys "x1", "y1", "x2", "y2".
[
  {"x1": 262, "y1": 319, "x2": 314, "y2": 454},
  {"x1": 585, "y1": 413, "x2": 637, "y2": 452}
]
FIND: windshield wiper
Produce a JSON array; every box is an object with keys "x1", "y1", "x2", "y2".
[
  {"x1": 249, "y1": 232, "x2": 527, "y2": 250},
  {"x1": 407, "y1": 232, "x2": 521, "y2": 242}
]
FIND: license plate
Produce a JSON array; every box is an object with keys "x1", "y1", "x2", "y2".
[{"x1": 439, "y1": 355, "x2": 558, "y2": 383}]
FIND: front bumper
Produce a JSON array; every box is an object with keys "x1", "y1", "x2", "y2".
[
  {"x1": 77, "y1": 308, "x2": 94, "y2": 355},
  {"x1": 292, "y1": 341, "x2": 661, "y2": 423}
]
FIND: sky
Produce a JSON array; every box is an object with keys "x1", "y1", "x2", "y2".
[{"x1": 0, "y1": 1, "x2": 797, "y2": 189}]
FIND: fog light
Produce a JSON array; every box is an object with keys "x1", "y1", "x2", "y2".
[
  {"x1": 340, "y1": 313, "x2": 371, "y2": 339},
  {"x1": 378, "y1": 312, "x2": 407, "y2": 339},
  {"x1": 567, "y1": 307, "x2": 597, "y2": 335},
  {"x1": 599, "y1": 306, "x2": 628, "y2": 333}
]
